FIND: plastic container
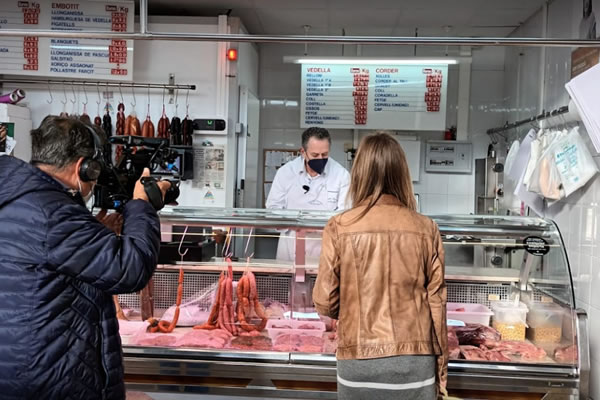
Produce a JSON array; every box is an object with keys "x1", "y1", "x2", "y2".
[
  {"x1": 266, "y1": 319, "x2": 325, "y2": 341},
  {"x1": 447, "y1": 303, "x2": 494, "y2": 326},
  {"x1": 490, "y1": 301, "x2": 528, "y2": 341},
  {"x1": 527, "y1": 303, "x2": 564, "y2": 343}
]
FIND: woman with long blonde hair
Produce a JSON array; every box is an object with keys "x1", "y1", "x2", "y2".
[{"x1": 313, "y1": 132, "x2": 448, "y2": 400}]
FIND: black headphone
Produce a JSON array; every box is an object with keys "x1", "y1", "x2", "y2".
[{"x1": 78, "y1": 125, "x2": 104, "y2": 182}]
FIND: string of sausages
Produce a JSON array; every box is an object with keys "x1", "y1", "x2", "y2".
[
  {"x1": 146, "y1": 268, "x2": 184, "y2": 333},
  {"x1": 194, "y1": 259, "x2": 267, "y2": 334}
]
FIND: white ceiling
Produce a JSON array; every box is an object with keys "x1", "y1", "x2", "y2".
[{"x1": 148, "y1": 0, "x2": 547, "y2": 37}]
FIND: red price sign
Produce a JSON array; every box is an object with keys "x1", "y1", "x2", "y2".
[
  {"x1": 109, "y1": 39, "x2": 128, "y2": 64},
  {"x1": 111, "y1": 12, "x2": 127, "y2": 32},
  {"x1": 111, "y1": 68, "x2": 128, "y2": 76},
  {"x1": 352, "y1": 71, "x2": 369, "y2": 124},
  {"x1": 423, "y1": 72, "x2": 443, "y2": 112},
  {"x1": 21, "y1": 4, "x2": 40, "y2": 25},
  {"x1": 22, "y1": 36, "x2": 38, "y2": 70}
]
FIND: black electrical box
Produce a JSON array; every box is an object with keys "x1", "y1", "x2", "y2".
[{"x1": 193, "y1": 119, "x2": 226, "y2": 132}]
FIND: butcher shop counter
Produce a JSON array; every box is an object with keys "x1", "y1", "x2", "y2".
[{"x1": 119, "y1": 208, "x2": 589, "y2": 400}]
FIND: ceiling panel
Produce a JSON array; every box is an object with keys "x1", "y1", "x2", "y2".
[
  {"x1": 454, "y1": 26, "x2": 517, "y2": 37},
  {"x1": 255, "y1": 8, "x2": 329, "y2": 35},
  {"x1": 328, "y1": 8, "x2": 400, "y2": 35},
  {"x1": 396, "y1": 8, "x2": 473, "y2": 29},
  {"x1": 232, "y1": 9, "x2": 264, "y2": 33},
  {"x1": 468, "y1": 8, "x2": 537, "y2": 27},
  {"x1": 147, "y1": 0, "x2": 548, "y2": 37},
  {"x1": 252, "y1": 0, "x2": 328, "y2": 9}
]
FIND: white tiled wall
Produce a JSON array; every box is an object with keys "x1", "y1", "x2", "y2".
[
  {"x1": 503, "y1": 0, "x2": 600, "y2": 397},
  {"x1": 257, "y1": 44, "x2": 505, "y2": 214},
  {"x1": 411, "y1": 139, "x2": 475, "y2": 215}
]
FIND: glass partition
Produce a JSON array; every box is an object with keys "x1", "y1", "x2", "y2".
[{"x1": 119, "y1": 208, "x2": 577, "y2": 367}]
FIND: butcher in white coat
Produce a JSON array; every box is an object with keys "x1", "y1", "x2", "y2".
[{"x1": 266, "y1": 127, "x2": 350, "y2": 263}]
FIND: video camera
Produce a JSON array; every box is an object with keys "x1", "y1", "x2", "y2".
[{"x1": 93, "y1": 135, "x2": 193, "y2": 212}]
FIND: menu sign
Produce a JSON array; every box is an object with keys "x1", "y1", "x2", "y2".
[
  {"x1": 0, "y1": 0, "x2": 134, "y2": 80},
  {"x1": 301, "y1": 63, "x2": 448, "y2": 131}
]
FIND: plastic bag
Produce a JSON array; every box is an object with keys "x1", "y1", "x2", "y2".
[
  {"x1": 504, "y1": 140, "x2": 520, "y2": 179},
  {"x1": 161, "y1": 281, "x2": 220, "y2": 326},
  {"x1": 527, "y1": 130, "x2": 567, "y2": 201},
  {"x1": 523, "y1": 136, "x2": 542, "y2": 189},
  {"x1": 553, "y1": 127, "x2": 599, "y2": 197}
]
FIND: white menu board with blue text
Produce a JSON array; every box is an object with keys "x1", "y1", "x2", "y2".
[
  {"x1": 301, "y1": 64, "x2": 448, "y2": 131},
  {"x1": 0, "y1": 0, "x2": 134, "y2": 80}
]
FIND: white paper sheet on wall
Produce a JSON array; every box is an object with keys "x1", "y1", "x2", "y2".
[{"x1": 265, "y1": 166, "x2": 277, "y2": 182}]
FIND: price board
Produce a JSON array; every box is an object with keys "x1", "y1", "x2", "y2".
[
  {"x1": 300, "y1": 63, "x2": 448, "y2": 131},
  {"x1": 0, "y1": 0, "x2": 134, "y2": 80}
]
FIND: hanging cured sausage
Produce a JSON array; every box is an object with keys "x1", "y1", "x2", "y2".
[
  {"x1": 182, "y1": 117, "x2": 192, "y2": 146},
  {"x1": 116, "y1": 103, "x2": 125, "y2": 136},
  {"x1": 157, "y1": 107, "x2": 170, "y2": 139},
  {"x1": 125, "y1": 113, "x2": 141, "y2": 136},
  {"x1": 170, "y1": 116, "x2": 181, "y2": 145},
  {"x1": 142, "y1": 115, "x2": 155, "y2": 138},
  {"x1": 102, "y1": 108, "x2": 112, "y2": 139}
]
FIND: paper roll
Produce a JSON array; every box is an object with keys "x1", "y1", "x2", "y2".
[{"x1": 0, "y1": 89, "x2": 26, "y2": 104}]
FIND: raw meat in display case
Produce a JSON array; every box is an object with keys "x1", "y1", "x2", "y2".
[
  {"x1": 454, "y1": 323, "x2": 501, "y2": 346},
  {"x1": 554, "y1": 344, "x2": 578, "y2": 363},
  {"x1": 118, "y1": 209, "x2": 587, "y2": 398},
  {"x1": 176, "y1": 329, "x2": 231, "y2": 349}
]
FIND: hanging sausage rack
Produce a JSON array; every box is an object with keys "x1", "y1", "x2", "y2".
[
  {"x1": 486, "y1": 104, "x2": 570, "y2": 135},
  {"x1": 0, "y1": 78, "x2": 195, "y2": 91}
]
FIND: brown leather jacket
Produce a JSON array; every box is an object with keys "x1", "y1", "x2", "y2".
[{"x1": 313, "y1": 195, "x2": 448, "y2": 394}]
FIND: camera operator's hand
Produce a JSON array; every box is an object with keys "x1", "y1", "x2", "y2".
[
  {"x1": 95, "y1": 209, "x2": 123, "y2": 235},
  {"x1": 133, "y1": 168, "x2": 171, "y2": 202}
]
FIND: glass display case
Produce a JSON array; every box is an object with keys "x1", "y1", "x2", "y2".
[{"x1": 120, "y1": 208, "x2": 589, "y2": 399}]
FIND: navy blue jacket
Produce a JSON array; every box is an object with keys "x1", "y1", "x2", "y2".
[{"x1": 0, "y1": 156, "x2": 160, "y2": 400}]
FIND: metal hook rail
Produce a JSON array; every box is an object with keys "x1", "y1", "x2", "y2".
[
  {"x1": 486, "y1": 105, "x2": 570, "y2": 135},
  {"x1": 0, "y1": 0, "x2": 599, "y2": 47},
  {"x1": 0, "y1": 28, "x2": 599, "y2": 48},
  {"x1": 0, "y1": 78, "x2": 196, "y2": 91}
]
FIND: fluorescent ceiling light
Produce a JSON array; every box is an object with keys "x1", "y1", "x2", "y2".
[{"x1": 284, "y1": 56, "x2": 459, "y2": 65}]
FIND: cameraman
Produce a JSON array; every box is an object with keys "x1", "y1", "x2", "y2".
[{"x1": 0, "y1": 116, "x2": 170, "y2": 400}]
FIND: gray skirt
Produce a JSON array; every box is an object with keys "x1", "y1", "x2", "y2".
[{"x1": 337, "y1": 355, "x2": 436, "y2": 400}]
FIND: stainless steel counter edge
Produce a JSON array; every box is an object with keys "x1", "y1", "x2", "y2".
[
  {"x1": 122, "y1": 346, "x2": 578, "y2": 377},
  {"x1": 157, "y1": 209, "x2": 554, "y2": 235},
  {"x1": 153, "y1": 265, "x2": 571, "y2": 286},
  {"x1": 123, "y1": 345, "x2": 291, "y2": 363}
]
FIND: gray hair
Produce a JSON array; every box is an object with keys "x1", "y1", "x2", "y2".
[
  {"x1": 31, "y1": 115, "x2": 102, "y2": 170},
  {"x1": 301, "y1": 127, "x2": 331, "y2": 150}
]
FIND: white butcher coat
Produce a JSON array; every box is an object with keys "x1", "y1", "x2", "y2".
[{"x1": 266, "y1": 156, "x2": 350, "y2": 263}]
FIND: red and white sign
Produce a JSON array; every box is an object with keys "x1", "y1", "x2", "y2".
[
  {"x1": 0, "y1": 0, "x2": 134, "y2": 80},
  {"x1": 301, "y1": 63, "x2": 448, "y2": 130}
]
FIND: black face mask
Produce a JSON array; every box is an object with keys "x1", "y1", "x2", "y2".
[{"x1": 307, "y1": 157, "x2": 328, "y2": 175}]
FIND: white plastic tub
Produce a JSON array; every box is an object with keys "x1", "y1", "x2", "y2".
[{"x1": 446, "y1": 302, "x2": 494, "y2": 326}]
